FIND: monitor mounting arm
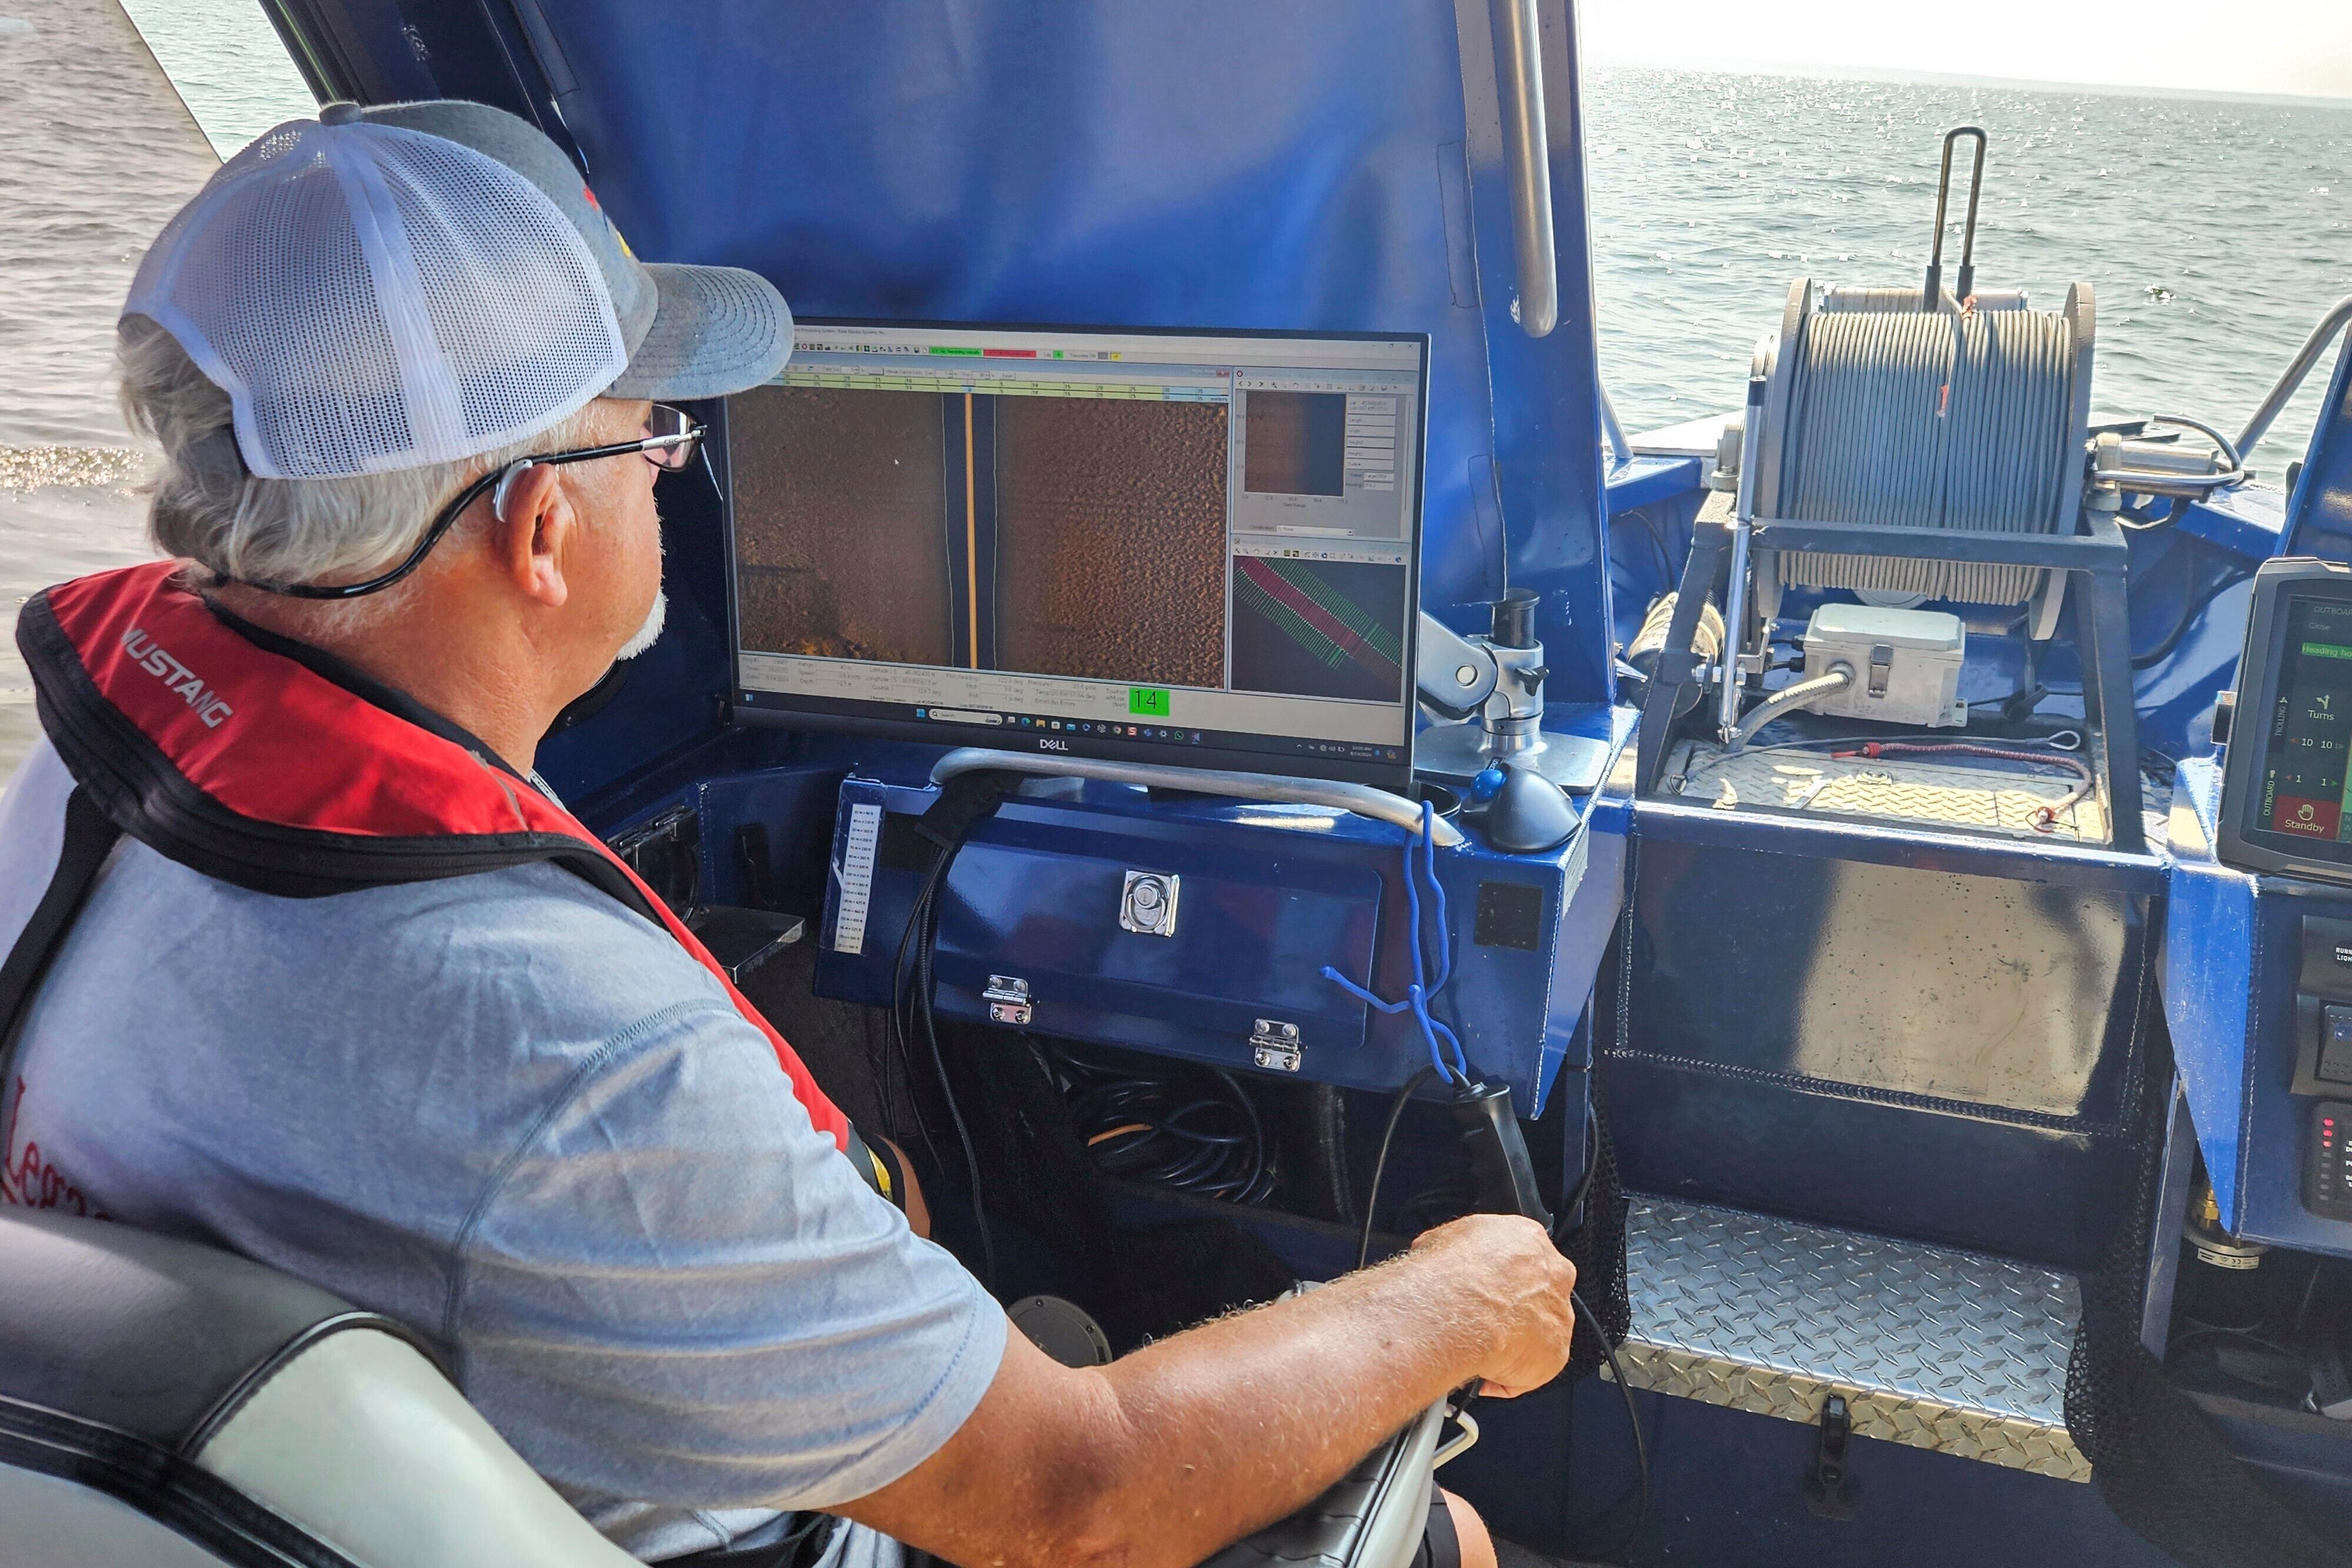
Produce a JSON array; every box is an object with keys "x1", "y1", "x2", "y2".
[
  {"x1": 1415, "y1": 590, "x2": 1603, "y2": 788},
  {"x1": 1417, "y1": 592, "x2": 1544, "y2": 726}
]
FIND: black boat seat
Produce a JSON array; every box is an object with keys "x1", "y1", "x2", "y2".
[
  {"x1": 1, "y1": 1207, "x2": 1449, "y2": 1568},
  {"x1": 0, "y1": 1206, "x2": 639, "y2": 1568}
]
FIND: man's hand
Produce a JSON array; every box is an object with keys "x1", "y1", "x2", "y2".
[
  {"x1": 1410, "y1": 1213, "x2": 1578, "y2": 1397},
  {"x1": 834, "y1": 1210, "x2": 1577, "y2": 1567}
]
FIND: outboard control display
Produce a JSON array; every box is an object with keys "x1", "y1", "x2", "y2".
[
  {"x1": 2252, "y1": 600, "x2": 2352, "y2": 840},
  {"x1": 722, "y1": 321, "x2": 1430, "y2": 788},
  {"x1": 2220, "y1": 559, "x2": 2352, "y2": 879}
]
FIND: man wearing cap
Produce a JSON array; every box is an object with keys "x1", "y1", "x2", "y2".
[{"x1": 0, "y1": 102, "x2": 1573, "y2": 1568}]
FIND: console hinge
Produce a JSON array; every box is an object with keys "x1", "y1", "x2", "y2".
[
  {"x1": 982, "y1": 974, "x2": 1033, "y2": 1026},
  {"x1": 1250, "y1": 1019, "x2": 1303, "y2": 1072}
]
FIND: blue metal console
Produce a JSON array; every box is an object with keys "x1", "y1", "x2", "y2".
[
  {"x1": 2166, "y1": 756, "x2": 2352, "y2": 1256},
  {"x1": 1610, "y1": 796, "x2": 2165, "y2": 1270},
  {"x1": 2285, "y1": 333, "x2": 2352, "y2": 563},
  {"x1": 812, "y1": 758, "x2": 1631, "y2": 1115}
]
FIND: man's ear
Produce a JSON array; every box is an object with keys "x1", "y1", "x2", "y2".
[{"x1": 482, "y1": 462, "x2": 573, "y2": 609}]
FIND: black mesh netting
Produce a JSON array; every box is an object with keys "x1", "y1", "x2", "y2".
[
  {"x1": 1548, "y1": 851, "x2": 1642, "y2": 1384},
  {"x1": 752, "y1": 932, "x2": 1300, "y2": 1349},
  {"x1": 2064, "y1": 963, "x2": 2352, "y2": 1566},
  {"x1": 941, "y1": 1022, "x2": 1300, "y2": 1348},
  {"x1": 737, "y1": 942, "x2": 925, "y2": 1143},
  {"x1": 1558, "y1": 1067, "x2": 1630, "y2": 1384}
]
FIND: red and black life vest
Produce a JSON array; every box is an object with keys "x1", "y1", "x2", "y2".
[{"x1": 4, "y1": 560, "x2": 853, "y2": 1153}]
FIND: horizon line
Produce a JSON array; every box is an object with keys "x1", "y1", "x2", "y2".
[{"x1": 1582, "y1": 57, "x2": 2352, "y2": 111}]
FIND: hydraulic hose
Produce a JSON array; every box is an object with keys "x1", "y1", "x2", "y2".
[{"x1": 1725, "y1": 666, "x2": 1852, "y2": 750}]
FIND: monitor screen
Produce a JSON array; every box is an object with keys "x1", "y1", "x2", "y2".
[
  {"x1": 721, "y1": 322, "x2": 1428, "y2": 788},
  {"x1": 2247, "y1": 595, "x2": 2352, "y2": 846}
]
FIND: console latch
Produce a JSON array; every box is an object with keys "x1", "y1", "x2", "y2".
[
  {"x1": 1119, "y1": 870, "x2": 1180, "y2": 937},
  {"x1": 1804, "y1": 1392, "x2": 1857, "y2": 1520}
]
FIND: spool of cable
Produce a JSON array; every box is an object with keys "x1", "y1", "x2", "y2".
[
  {"x1": 1773, "y1": 294, "x2": 2084, "y2": 607},
  {"x1": 1819, "y1": 284, "x2": 2028, "y2": 313}
]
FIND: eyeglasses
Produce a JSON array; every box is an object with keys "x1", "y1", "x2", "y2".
[{"x1": 245, "y1": 404, "x2": 708, "y2": 600}]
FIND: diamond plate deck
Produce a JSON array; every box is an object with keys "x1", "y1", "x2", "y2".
[
  {"x1": 1665, "y1": 740, "x2": 2106, "y2": 842},
  {"x1": 1613, "y1": 1195, "x2": 2090, "y2": 1481}
]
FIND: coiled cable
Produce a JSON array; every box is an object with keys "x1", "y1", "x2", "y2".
[
  {"x1": 1778, "y1": 303, "x2": 2078, "y2": 606},
  {"x1": 1045, "y1": 1042, "x2": 1276, "y2": 1206}
]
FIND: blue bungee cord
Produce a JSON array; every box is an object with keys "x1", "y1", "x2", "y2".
[{"x1": 1321, "y1": 800, "x2": 1471, "y2": 1085}]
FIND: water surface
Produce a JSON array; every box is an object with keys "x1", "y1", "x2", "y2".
[{"x1": 1, "y1": 23, "x2": 2346, "y2": 774}]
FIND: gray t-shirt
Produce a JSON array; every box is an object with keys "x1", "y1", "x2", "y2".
[{"x1": 0, "y1": 737, "x2": 1005, "y2": 1562}]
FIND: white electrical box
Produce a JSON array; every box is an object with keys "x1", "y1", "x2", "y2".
[{"x1": 1801, "y1": 604, "x2": 1967, "y2": 728}]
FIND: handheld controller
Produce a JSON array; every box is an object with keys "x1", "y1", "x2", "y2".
[{"x1": 1448, "y1": 1080, "x2": 1552, "y2": 1231}]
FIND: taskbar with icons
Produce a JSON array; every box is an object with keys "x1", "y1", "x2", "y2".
[
  {"x1": 939, "y1": 710, "x2": 1202, "y2": 744},
  {"x1": 731, "y1": 688, "x2": 1411, "y2": 789}
]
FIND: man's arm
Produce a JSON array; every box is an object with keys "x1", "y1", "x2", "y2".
[
  {"x1": 846, "y1": 1129, "x2": 931, "y2": 1238},
  {"x1": 834, "y1": 1213, "x2": 1575, "y2": 1568}
]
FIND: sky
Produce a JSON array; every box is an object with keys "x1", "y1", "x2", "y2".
[{"x1": 1579, "y1": 0, "x2": 2352, "y2": 102}]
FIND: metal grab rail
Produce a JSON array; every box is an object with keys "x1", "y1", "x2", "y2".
[
  {"x1": 1600, "y1": 386, "x2": 1631, "y2": 472},
  {"x1": 1923, "y1": 126, "x2": 1988, "y2": 309},
  {"x1": 2236, "y1": 293, "x2": 2352, "y2": 461},
  {"x1": 1489, "y1": 0, "x2": 1557, "y2": 338},
  {"x1": 930, "y1": 748, "x2": 1466, "y2": 846}
]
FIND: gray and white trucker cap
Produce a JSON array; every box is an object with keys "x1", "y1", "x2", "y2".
[{"x1": 123, "y1": 99, "x2": 791, "y2": 480}]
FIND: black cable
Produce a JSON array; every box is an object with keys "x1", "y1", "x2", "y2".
[
  {"x1": 1045, "y1": 1044, "x2": 1275, "y2": 1204},
  {"x1": 1572, "y1": 1286, "x2": 1651, "y2": 1564},
  {"x1": 2166, "y1": 1324, "x2": 2305, "y2": 1363},
  {"x1": 1632, "y1": 510, "x2": 1676, "y2": 589},
  {"x1": 1358, "y1": 1066, "x2": 1440, "y2": 1270},
  {"x1": 1358, "y1": 1069, "x2": 1646, "y2": 1557},
  {"x1": 763, "y1": 1510, "x2": 839, "y2": 1560},
  {"x1": 1560, "y1": 1099, "x2": 1600, "y2": 1231},
  {"x1": 892, "y1": 832, "x2": 996, "y2": 1291},
  {"x1": 1213, "y1": 1069, "x2": 1273, "y2": 1204},
  {"x1": 1968, "y1": 685, "x2": 2046, "y2": 711},
  {"x1": 2004, "y1": 634, "x2": 2044, "y2": 724},
  {"x1": 1396, "y1": 1176, "x2": 1480, "y2": 1235},
  {"x1": 2297, "y1": 1254, "x2": 2329, "y2": 1339},
  {"x1": 2128, "y1": 533, "x2": 2204, "y2": 671},
  {"x1": 2133, "y1": 559, "x2": 2253, "y2": 671},
  {"x1": 1549, "y1": 1096, "x2": 1646, "y2": 1561},
  {"x1": 890, "y1": 857, "x2": 954, "y2": 1185},
  {"x1": 913, "y1": 885, "x2": 995, "y2": 1291}
]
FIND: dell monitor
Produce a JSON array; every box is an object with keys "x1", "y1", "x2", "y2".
[{"x1": 722, "y1": 322, "x2": 1428, "y2": 789}]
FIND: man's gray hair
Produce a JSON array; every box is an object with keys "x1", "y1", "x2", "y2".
[{"x1": 117, "y1": 314, "x2": 598, "y2": 598}]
